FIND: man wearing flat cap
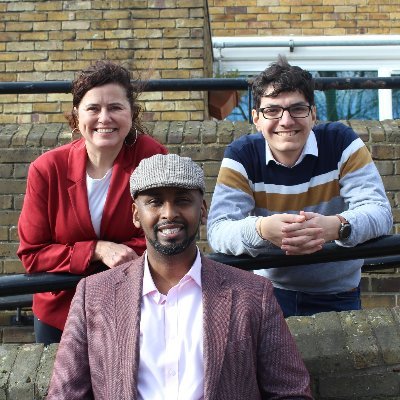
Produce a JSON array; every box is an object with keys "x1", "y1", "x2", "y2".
[{"x1": 48, "y1": 154, "x2": 312, "y2": 400}]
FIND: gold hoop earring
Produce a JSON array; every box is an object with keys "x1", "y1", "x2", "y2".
[
  {"x1": 125, "y1": 128, "x2": 138, "y2": 147},
  {"x1": 71, "y1": 127, "x2": 81, "y2": 140}
]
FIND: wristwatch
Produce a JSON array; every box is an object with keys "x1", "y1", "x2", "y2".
[{"x1": 336, "y1": 214, "x2": 351, "y2": 241}]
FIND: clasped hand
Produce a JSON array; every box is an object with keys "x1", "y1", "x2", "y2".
[{"x1": 260, "y1": 211, "x2": 340, "y2": 256}]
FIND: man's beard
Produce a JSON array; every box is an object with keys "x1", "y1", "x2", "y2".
[{"x1": 148, "y1": 222, "x2": 199, "y2": 256}]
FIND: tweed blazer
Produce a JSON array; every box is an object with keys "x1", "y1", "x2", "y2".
[{"x1": 48, "y1": 255, "x2": 312, "y2": 399}]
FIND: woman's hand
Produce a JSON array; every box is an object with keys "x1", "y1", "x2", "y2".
[{"x1": 92, "y1": 241, "x2": 139, "y2": 268}]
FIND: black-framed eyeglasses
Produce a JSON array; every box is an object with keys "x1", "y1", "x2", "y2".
[{"x1": 257, "y1": 105, "x2": 312, "y2": 120}]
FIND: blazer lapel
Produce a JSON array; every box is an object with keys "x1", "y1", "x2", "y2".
[
  {"x1": 115, "y1": 257, "x2": 144, "y2": 400},
  {"x1": 67, "y1": 140, "x2": 96, "y2": 237},
  {"x1": 201, "y1": 256, "x2": 232, "y2": 400}
]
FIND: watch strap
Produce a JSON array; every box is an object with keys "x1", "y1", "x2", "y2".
[{"x1": 336, "y1": 214, "x2": 351, "y2": 240}]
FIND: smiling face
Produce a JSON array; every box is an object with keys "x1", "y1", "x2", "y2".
[
  {"x1": 132, "y1": 187, "x2": 207, "y2": 259},
  {"x1": 252, "y1": 88, "x2": 316, "y2": 167},
  {"x1": 76, "y1": 83, "x2": 133, "y2": 154}
]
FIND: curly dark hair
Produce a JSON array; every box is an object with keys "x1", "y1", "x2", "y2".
[
  {"x1": 66, "y1": 60, "x2": 146, "y2": 144},
  {"x1": 251, "y1": 55, "x2": 315, "y2": 110}
]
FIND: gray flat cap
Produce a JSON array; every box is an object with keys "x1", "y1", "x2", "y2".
[{"x1": 130, "y1": 154, "x2": 205, "y2": 198}]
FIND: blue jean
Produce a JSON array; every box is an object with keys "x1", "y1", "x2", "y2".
[
  {"x1": 273, "y1": 286, "x2": 361, "y2": 318},
  {"x1": 34, "y1": 316, "x2": 63, "y2": 345}
]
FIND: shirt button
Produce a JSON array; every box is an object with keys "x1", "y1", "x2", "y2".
[{"x1": 169, "y1": 369, "x2": 176, "y2": 376}]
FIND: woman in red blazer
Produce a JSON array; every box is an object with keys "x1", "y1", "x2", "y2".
[{"x1": 17, "y1": 61, "x2": 167, "y2": 344}]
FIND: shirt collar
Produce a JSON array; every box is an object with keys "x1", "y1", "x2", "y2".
[
  {"x1": 265, "y1": 130, "x2": 318, "y2": 167},
  {"x1": 142, "y1": 249, "x2": 202, "y2": 297}
]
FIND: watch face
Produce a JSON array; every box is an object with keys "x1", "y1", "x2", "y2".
[{"x1": 340, "y1": 223, "x2": 351, "y2": 240}]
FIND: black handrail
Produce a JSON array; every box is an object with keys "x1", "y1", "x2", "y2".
[
  {"x1": 0, "y1": 251, "x2": 395, "y2": 311},
  {"x1": 208, "y1": 234, "x2": 400, "y2": 270},
  {"x1": 0, "y1": 235, "x2": 399, "y2": 298},
  {"x1": 1, "y1": 77, "x2": 400, "y2": 95},
  {"x1": 0, "y1": 272, "x2": 82, "y2": 296}
]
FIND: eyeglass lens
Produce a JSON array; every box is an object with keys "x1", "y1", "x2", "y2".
[{"x1": 262, "y1": 105, "x2": 310, "y2": 119}]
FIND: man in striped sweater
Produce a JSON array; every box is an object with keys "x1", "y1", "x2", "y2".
[{"x1": 207, "y1": 56, "x2": 392, "y2": 317}]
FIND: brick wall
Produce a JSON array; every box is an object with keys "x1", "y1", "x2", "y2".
[
  {"x1": 1, "y1": 308, "x2": 399, "y2": 399},
  {"x1": 208, "y1": 0, "x2": 400, "y2": 36},
  {"x1": 0, "y1": 120, "x2": 399, "y2": 315},
  {"x1": 0, "y1": 0, "x2": 213, "y2": 124},
  {"x1": 1, "y1": 1, "x2": 399, "y2": 126}
]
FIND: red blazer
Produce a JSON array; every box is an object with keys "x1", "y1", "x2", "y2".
[
  {"x1": 48, "y1": 255, "x2": 312, "y2": 400},
  {"x1": 17, "y1": 135, "x2": 167, "y2": 330}
]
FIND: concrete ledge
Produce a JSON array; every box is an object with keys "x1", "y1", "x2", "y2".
[
  {"x1": 0, "y1": 308, "x2": 399, "y2": 399},
  {"x1": 286, "y1": 307, "x2": 400, "y2": 399},
  {"x1": 0, "y1": 343, "x2": 57, "y2": 400}
]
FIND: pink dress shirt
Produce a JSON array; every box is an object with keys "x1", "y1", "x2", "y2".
[{"x1": 138, "y1": 250, "x2": 204, "y2": 400}]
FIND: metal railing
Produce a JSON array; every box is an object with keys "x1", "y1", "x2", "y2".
[
  {"x1": 1, "y1": 235, "x2": 400, "y2": 312},
  {"x1": 2, "y1": 77, "x2": 400, "y2": 95},
  {"x1": 3, "y1": 77, "x2": 400, "y2": 124}
]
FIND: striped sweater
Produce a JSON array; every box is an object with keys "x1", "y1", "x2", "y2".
[{"x1": 207, "y1": 122, "x2": 392, "y2": 293}]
